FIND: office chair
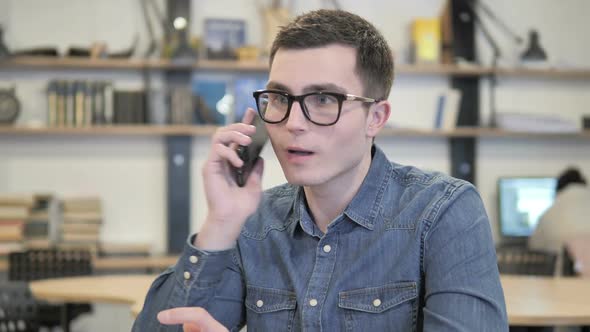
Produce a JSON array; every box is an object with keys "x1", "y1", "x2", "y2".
[
  {"x1": 0, "y1": 281, "x2": 39, "y2": 332},
  {"x1": 8, "y1": 249, "x2": 93, "y2": 332},
  {"x1": 496, "y1": 247, "x2": 557, "y2": 332},
  {"x1": 496, "y1": 247, "x2": 557, "y2": 276}
]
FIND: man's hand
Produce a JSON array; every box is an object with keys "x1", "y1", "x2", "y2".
[
  {"x1": 158, "y1": 307, "x2": 229, "y2": 332},
  {"x1": 196, "y1": 108, "x2": 265, "y2": 250}
]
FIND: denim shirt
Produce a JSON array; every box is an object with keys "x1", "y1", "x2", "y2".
[{"x1": 133, "y1": 146, "x2": 508, "y2": 332}]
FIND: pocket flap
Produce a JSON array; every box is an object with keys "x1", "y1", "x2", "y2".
[
  {"x1": 245, "y1": 285, "x2": 297, "y2": 314},
  {"x1": 338, "y1": 281, "x2": 417, "y2": 314}
]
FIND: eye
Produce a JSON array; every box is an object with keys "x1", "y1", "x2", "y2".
[
  {"x1": 311, "y1": 94, "x2": 337, "y2": 105},
  {"x1": 268, "y1": 93, "x2": 288, "y2": 105},
  {"x1": 277, "y1": 95, "x2": 289, "y2": 105}
]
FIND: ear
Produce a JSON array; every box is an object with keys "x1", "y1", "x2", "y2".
[{"x1": 365, "y1": 100, "x2": 391, "y2": 138}]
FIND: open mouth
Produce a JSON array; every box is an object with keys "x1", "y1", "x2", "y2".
[{"x1": 288, "y1": 149, "x2": 314, "y2": 156}]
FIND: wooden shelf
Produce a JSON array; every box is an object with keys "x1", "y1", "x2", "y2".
[
  {"x1": 0, "y1": 56, "x2": 269, "y2": 72},
  {"x1": 3, "y1": 56, "x2": 590, "y2": 78},
  {"x1": 0, "y1": 56, "x2": 155, "y2": 70},
  {"x1": 396, "y1": 64, "x2": 492, "y2": 77},
  {"x1": 495, "y1": 67, "x2": 590, "y2": 79},
  {"x1": 452, "y1": 127, "x2": 590, "y2": 139},
  {"x1": 0, "y1": 125, "x2": 218, "y2": 136},
  {"x1": 1, "y1": 125, "x2": 589, "y2": 139}
]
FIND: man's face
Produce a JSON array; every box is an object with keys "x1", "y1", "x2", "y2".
[{"x1": 265, "y1": 44, "x2": 374, "y2": 187}]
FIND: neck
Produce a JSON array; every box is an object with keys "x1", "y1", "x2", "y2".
[{"x1": 304, "y1": 148, "x2": 372, "y2": 233}]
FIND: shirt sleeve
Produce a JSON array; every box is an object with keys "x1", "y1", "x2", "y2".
[
  {"x1": 132, "y1": 233, "x2": 246, "y2": 332},
  {"x1": 422, "y1": 185, "x2": 509, "y2": 332}
]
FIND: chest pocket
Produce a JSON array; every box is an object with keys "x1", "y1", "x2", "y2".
[
  {"x1": 245, "y1": 285, "x2": 297, "y2": 332},
  {"x1": 338, "y1": 281, "x2": 417, "y2": 332}
]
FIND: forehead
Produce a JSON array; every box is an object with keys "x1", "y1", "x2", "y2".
[{"x1": 269, "y1": 44, "x2": 363, "y2": 94}]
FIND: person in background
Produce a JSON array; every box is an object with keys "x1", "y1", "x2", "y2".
[
  {"x1": 529, "y1": 167, "x2": 590, "y2": 276},
  {"x1": 133, "y1": 9, "x2": 507, "y2": 331}
]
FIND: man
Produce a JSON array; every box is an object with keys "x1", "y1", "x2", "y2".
[
  {"x1": 134, "y1": 9, "x2": 507, "y2": 331},
  {"x1": 529, "y1": 167, "x2": 590, "y2": 276}
]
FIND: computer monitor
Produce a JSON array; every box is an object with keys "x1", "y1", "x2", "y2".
[{"x1": 497, "y1": 177, "x2": 557, "y2": 239}]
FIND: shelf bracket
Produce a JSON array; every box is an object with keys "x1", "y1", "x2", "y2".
[
  {"x1": 450, "y1": 0, "x2": 479, "y2": 184},
  {"x1": 166, "y1": 135, "x2": 192, "y2": 253}
]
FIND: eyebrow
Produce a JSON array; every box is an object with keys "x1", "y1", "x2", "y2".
[{"x1": 266, "y1": 81, "x2": 348, "y2": 95}]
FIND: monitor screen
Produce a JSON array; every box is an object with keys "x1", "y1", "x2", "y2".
[{"x1": 498, "y1": 177, "x2": 557, "y2": 238}]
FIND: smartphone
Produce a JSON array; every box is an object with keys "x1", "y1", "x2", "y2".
[{"x1": 232, "y1": 116, "x2": 269, "y2": 187}]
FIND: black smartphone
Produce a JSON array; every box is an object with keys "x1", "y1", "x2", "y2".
[{"x1": 232, "y1": 116, "x2": 269, "y2": 187}]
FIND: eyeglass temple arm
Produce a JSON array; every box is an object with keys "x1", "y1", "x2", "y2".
[{"x1": 345, "y1": 94, "x2": 380, "y2": 103}]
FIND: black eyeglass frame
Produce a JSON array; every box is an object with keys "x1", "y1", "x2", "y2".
[{"x1": 252, "y1": 89, "x2": 381, "y2": 126}]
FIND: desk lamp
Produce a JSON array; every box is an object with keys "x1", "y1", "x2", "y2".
[
  {"x1": 462, "y1": 0, "x2": 545, "y2": 128},
  {"x1": 521, "y1": 29, "x2": 547, "y2": 62}
]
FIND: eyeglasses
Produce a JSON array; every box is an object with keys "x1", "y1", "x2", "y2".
[{"x1": 252, "y1": 89, "x2": 380, "y2": 126}]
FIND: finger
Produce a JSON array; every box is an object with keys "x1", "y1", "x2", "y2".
[
  {"x1": 217, "y1": 122, "x2": 256, "y2": 135},
  {"x1": 157, "y1": 307, "x2": 227, "y2": 331},
  {"x1": 210, "y1": 143, "x2": 244, "y2": 168},
  {"x1": 241, "y1": 107, "x2": 257, "y2": 124},
  {"x1": 211, "y1": 129, "x2": 253, "y2": 147}
]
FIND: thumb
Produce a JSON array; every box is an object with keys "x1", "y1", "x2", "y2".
[
  {"x1": 183, "y1": 323, "x2": 203, "y2": 332},
  {"x1": 157, "y1": 307, "x2": 228, "y2": 332}
]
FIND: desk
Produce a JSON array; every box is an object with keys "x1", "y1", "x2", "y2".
[
  {"x1": 502, "y1": 275, "x2": 590, "y2": 326},
  {"x1": 30, "y1": 274, "x2": 156, "y2": 317},
  {"x1": 93, "y1": 255, "x2": 177, "y2": 271},
  {"x1": 29, "y1": 274, "x2": 590, "y2": 327}
]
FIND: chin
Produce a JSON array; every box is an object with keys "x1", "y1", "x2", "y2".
[{"x1": 284, "y1": 170, "x2": 329, "y2": 187}]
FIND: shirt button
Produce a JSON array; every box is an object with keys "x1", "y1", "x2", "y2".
[
  {"x1": 256, "y1": 300, "x2": 264, "y2": 308},
  {"x1": 183, "y1": 271, "x2": 191, "y2": 280},
  {"x1": 323, "y1": 245, "x2": 332, "y2": 253},
  {"x1": 189, "y1": 255, "x2": 199, "y2": 264},
  {"x1": 309, "y1": 299, "x2": 318, "y2": 307},
  {"x1": 373, "y1": 298, "x2": 382, "y2": 307}
]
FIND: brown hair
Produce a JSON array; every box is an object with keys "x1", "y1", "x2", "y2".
[{"x1": 269, "y1": 9, "x2": 394, "y2": 101}]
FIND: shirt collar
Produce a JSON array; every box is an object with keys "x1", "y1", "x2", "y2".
[
  {"x1": 343, "y1": 145, "x2": 392, "y2": 230},
  {"x1": 289, "y1": 145, "x2": 392, "y2": 235}
]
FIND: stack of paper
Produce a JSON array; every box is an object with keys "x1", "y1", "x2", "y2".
[{"x1": 496, "y1": 112, "x2": 579, "y2": 133}]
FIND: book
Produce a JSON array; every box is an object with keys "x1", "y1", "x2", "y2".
[
  {"x1": 99, "y1": 242, "x2": 151, "y2": 256},
  {"x1": 204, "y1": 18, "x2": 246, "y2": 60},
  {"x1": 0, "y1": 194, "x2": 35, "y2": 207},
  {"x1": 62, "y1": 197, "x2": 102, "y2": 212},
  {"x1": 440, "y1": 0, "x2": 454, "y2": 64},
  {"x1": 192, "y1": 79, "x2": 228, "y2": 125},
  {"x1": 56, "y1": 80, "x2": 67, "y2": 126},
  {"x1": 233, "y1": 76, "x2": 268, "y2": 122},
  {"x1": 47, "y1": 81, "x2": 58, "y2": 127},
  {"x1": 62, "y1": 223, "x2": 101, "y2": 234},
  {"x1": 170, "y1": 87, "x2": 195, "y2": 124},
  {"x1": 261, "y1": 4, "x2": 290, "y2": 56},
  {"x1": 0, "y1": 221, "x2": 23, "y2": 241},
  {"x1": 63, "y1": 212, "x2": 102, "y2": 223},
  {"x1": 411, "y1": 17, "x2": 441, "y2": 64},
  {"x1": 62, "y1": 232, "x2": 100, "y2": 243},
  {"x1": 66, "y1": 81, "x2": 76, "y2": 126},
  {"x1": 434, "y1": 89, "x2": 462, "y2": 130},
  {"x1": 23, "y1": 220, "x2": 49, "y2": 237},
  {"x1": 24, "y1": 239, "x2": 51, "y2": 249},
  {"x1": 75, "y1": 81, "x2": 86, "y2": 127},
  {"x1": 0, "y1": 242, "x2": 24, "y2": 259},
  {"x1": 495, "y1": 112, "x2": 579, "y2": 133},
  {"x1": 0, "y1": 206, "x2": 30, "y2": 220}
]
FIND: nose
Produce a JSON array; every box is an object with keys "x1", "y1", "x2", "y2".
[{"x1": 284, "y1": 100, "x2": 308, "y2": 132}]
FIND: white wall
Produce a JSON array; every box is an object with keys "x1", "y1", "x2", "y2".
[{"x1": 1, "y1": 0, "x2": 590, "y2": 253}]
